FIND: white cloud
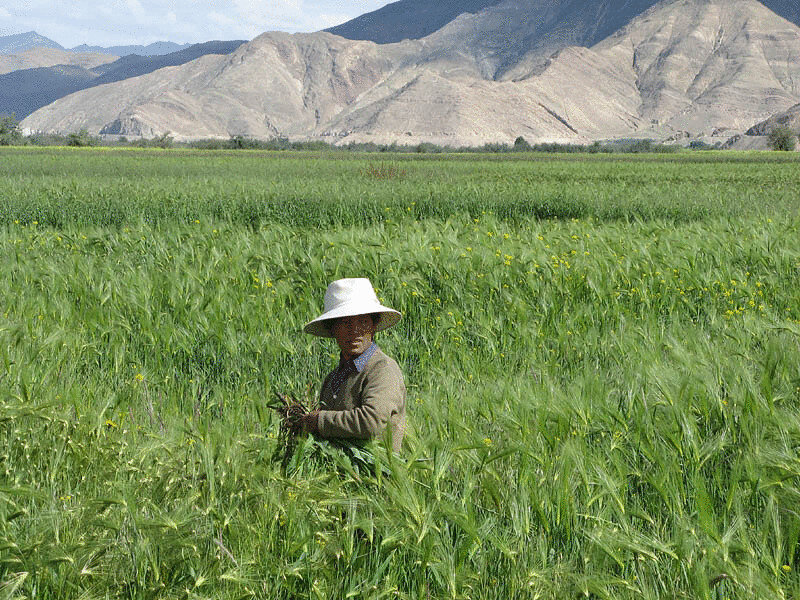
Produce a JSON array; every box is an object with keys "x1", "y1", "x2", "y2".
[
  {"x1": 316, "y1": 12, "x2": 360, "y2": 28},
  {"x1": 207, "y1": 11, "x2": 237, "y2": 28},
  {"x1": 124, "y1": 0, "x2": 147, "y2": 21},
  {"x1": 229, "y1": 0, "x2": 308, "y2": 32}
]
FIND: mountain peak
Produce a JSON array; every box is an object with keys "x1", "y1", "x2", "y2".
[{"x1": 0, "y1": 31, "x2": 63, "y2": 55}]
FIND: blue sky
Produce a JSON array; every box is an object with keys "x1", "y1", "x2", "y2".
[{"x1": 0, "y1": 0, "x2": 395, "y2": 47}]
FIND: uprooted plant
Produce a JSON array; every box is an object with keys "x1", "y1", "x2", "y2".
[{"x1": 268, "y1": 389, "x2": 317, "y2": 471}]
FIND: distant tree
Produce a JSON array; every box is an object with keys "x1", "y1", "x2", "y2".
[
  {"x1": 767, "y1": 126, "x2": 797, "y2": 151},
  {"x1": 154, "y1": 132, "x2": 173, "y2": 149},
  {"x1": 67, "y1": 129, "x2": 99, "y2": 147},
  {"x1": 689, "y1": 140, "x2": 713, "y2": 150},
  {"x1": 0, "y1": 115, "x2": 24, "y2": 146},
  {"x1": 229, "y1": 135, "x2": 248, "y2": 149},
  {"x1": 513, "y1": 136, "x2": 531, "y2": 151}
]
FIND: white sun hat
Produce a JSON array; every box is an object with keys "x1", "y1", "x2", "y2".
[{"x1": 304, "y1": 278, "x2": 402, "y2": 338}]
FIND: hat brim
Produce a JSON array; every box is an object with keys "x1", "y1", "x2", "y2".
[{"x1": 303, "y1": 302, "x2": 402, "y2": 338}]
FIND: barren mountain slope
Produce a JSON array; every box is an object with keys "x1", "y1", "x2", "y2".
[
  {"x1": 321, "y1": 46, "x2": 642, "y2": 145},
  {"x1": 421, "y1": 0, "x2": 659, "y2": 80},
  {"x1": 0, "y1": 48, "x2": 117, "y2": 75},
  {"x1": 592, "y1": 0, "x2": 800, "y2": 133},
  {"x1": 746, "y1": 103, "x2": 800, "y2": 134},
  {"x1": 321, "y1": 0, "x2": 800, "y2": 142},
  {"x1": 23, "y1": 33, "x2": 416, "y2": 139}
]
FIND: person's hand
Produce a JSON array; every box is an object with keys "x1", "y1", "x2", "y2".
[{"x1": 295, "y1": 411, "x2": 320, "y2": 435}]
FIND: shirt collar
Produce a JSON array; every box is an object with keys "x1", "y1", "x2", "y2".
[{"x1": 340, "y1": 342, "x2": 378, "y2": 373}]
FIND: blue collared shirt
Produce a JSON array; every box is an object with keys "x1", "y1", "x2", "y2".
[
  {"x1": 352, "y1": 342, "x2": 378, "y2": 372},
  {"x1": 331, "y1": 342, "x2": 378, "y2": 393}
]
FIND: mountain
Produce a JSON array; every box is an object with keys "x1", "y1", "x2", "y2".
[
  {"x1": 413, "y1": 0, "x2": 665, "y2": 80},
  {"x1": 745, "y1": 104, "x2": 800, "y2": 135},
  {"x1": 1, "y1": 33, "x2": 194, "y2": 58},
  {"x1": 0, "y1": 48, "x2": 116, "y2": 76},
  {"x1": 327, "y1": 0, "x2": 800, "y2": 81},
  {"x1": 23, "y1": 33, "x2": 415, "y2": 139},
  {"x1": 69, "y1": 41, "x2": 192, "y2": 57},
  {"x1": 21, "y1": 0, "x2": 800, "y2": 146},
  {"x1": 89, "y1": 40, "x2": 246, "y2": 83},
  {"x1": 591, "y1": 0, "x2": 800, "y2": 134},
  {"x1": 1, "y1": 41, "x2": 245, "y2": 119},
  {"x1": 327, "y1": 0, "x2": 664, "y2": 77},
  {"x1": 0, "y1": 65, "x2": 98, "y2": 120},
  {"x1": 0, "y1": 31, "x2": 63, "y2": 55},
  {"x1": 327, "y1": 0, "x2": 800, "y2": 46}
]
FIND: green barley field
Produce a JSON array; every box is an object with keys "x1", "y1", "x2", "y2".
[{"x1": 1, "y1": 147, "x2": 799, "y2": 599}]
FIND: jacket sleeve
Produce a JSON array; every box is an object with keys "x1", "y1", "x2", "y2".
[{"x1": 316, "y1": 358, "x2": 405, "y2": 440}]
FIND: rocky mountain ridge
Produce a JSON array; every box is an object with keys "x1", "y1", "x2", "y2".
[
  {"x1": 746, "y1": 104, "x2": 800, "y2": 135},
  {"x1": 0, "y1": 31, "x2": 63, "y2": 55},
  {"x1": 0, "y1": 48, "x2": 117, "y2": 75},
  {"x1": 0, "y1": 32, "x2": 192, "y2": 57},
  {"x1": 70, "y1": 42, "x2": 192, "y2": 57}
]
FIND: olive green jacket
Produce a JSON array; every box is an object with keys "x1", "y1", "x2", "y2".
[{"x1": 316, "y1": 346, "x2": 406, "y2": 452}]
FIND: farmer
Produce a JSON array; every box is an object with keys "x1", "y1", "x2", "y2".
[{"x1": 297, "y1": 278, "x2": 406, "y2": 452}]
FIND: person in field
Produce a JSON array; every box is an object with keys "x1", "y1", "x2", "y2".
[{"x1": 297, "y1": 278, "x2": 406, "y2": 452}]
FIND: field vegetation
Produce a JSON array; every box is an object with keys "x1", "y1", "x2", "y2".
[{"x1": 0, "y1": 147, "x2": 799, "y2": 599}]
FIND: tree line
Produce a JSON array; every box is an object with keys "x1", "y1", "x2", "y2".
[{"x1": 2, "y1": 115, "x2": 798, "y2": 152}]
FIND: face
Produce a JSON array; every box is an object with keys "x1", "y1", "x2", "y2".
[{"x1": 331, "y1": 314, "x2": 376, "y2": 360}]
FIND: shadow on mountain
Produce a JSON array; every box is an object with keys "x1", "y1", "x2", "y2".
[
  {"x1": 0, "y1": 65, "x2": 96, "y2": 119},
  {"x1": 90, "y1": 40, "x2": 245, "y2": 83}
]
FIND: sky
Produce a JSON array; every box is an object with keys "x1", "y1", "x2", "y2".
[{"x1": 0, "y1": 0, "x2": 396, "y2": 48}]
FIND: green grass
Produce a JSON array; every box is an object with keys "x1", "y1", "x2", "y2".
[
  {"x1": 0, "y1": 148, "x2": 799, "y2": 599},
  {"x1": 2, "y1": 147, "x2": 800, "y2": 227}
]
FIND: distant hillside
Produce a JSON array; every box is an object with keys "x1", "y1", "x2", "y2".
[
  {"x1": 746, "y1": 104, "x2": 800, "y2": 135},
  {"x1": 90, "y1": 40, "x2": 246, "y2": 84},
  {"x1": 0, "y1": 32, "x2": 63, "y2": 55},
  {"x1": 70, "y1": 41, "x2": 192, "y2": 57},
  {"x1": 0, "y1": 41, "x2": 246, "y2": 119},
  {"x1": 0, "y1": 65, "x2": 96, "y2": 119},
  {"x1": 0, "y1": 48, "x2": 116, "y2": 76},
  {"x1": 1, "y1": 33, "x2": 195, "y2": 58}
]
